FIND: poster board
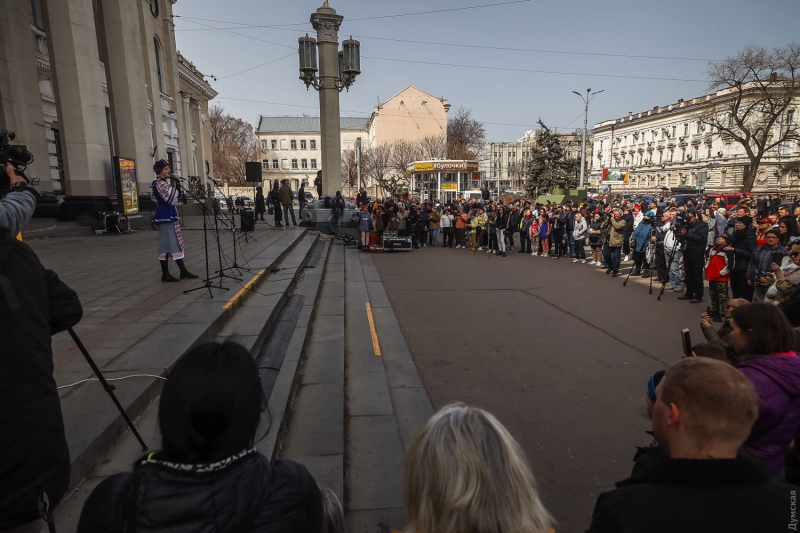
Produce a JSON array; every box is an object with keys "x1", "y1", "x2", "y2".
[{"x1": 113, "y1": 156, "x2": 139, "y2": 214}]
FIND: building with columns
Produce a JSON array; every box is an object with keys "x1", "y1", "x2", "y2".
[
  {"x1": 0, "y1": 0, "x2": 215, "y2": 216},
  {"x1": 590, "y1": 87, "x2": 799, "y2": 194}
]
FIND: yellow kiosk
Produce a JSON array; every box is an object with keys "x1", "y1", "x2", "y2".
[{"x1": 407, "y1": 160, "x2": 481, "y2": 204}]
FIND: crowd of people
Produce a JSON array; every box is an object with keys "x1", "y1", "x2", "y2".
[{"x1": 3, "y1": 163, "x2": 799, "y2": 533}]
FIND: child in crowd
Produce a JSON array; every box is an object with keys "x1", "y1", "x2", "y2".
[
  {"x1": 357, "y1": 205, "x2": 372, "y2": 249},
  {"x1": 704, "y1": 234, "x2": 733, "y2": 321},
  {"x1": 530, "y1": 217, "x2": 540, "y2": 256},
  {"x1": 539, "y1": 214, "x2": 550, "y2": 257}
]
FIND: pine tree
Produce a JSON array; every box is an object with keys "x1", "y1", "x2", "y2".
[{"x1": 524, "y1": 120, "x2": 580, "y2": 196}]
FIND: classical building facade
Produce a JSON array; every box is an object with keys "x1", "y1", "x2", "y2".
[
  {"x1": 255, "y1": 116, "x2": 369, "y2": 191},
  {"x1": 590, "y1": 86, "x2": 799, "y2": 193},
  {"x1": 366, "y1": 86, "x2": 450, "y2": 147},
  {"x1": 0, "y1": 0, "x2": 215, "y2": 215},
  {"x1": 485, "y1": 129, "x2": 593, "y2": 191}
]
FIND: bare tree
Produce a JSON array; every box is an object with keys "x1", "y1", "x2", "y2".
[
  {"x1": 389, "y1": 139, "x2": 422, "y2": 174},
  {"x1": 365, "y1": 143, "x2": 395, "y2": 197},
  {"x1": 209, "y1": 105, "x2": 257, "y2": 187},
  {"x1": 700, "y1": 42, "x2": 800, "y2": 192},
  {"x1": 447, "y1": 107, "x2": 486, "y2": 160},
  {"x1": 341, "y1": 147, "x2": 371, "y2": 196},
  {"x1": 418, "y1": 134, "x2": 448, "y2": 159}
]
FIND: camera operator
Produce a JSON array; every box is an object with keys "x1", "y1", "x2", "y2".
[
  {"x1": 676, "y1": 208, "x2": 709, "y2": 303},
  {"x1": 0, "y1": 167, "x2": 83, "y2": 531},
  {"x1": 0, "y1": 161, "x2": 38, "y2": 237}
]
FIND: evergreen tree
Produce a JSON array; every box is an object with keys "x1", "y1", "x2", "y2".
[{"x1": 524, "y1": 120, "x2": 580, "y2": 196}]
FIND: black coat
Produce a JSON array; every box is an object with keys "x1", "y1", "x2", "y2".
[
  {"x1": 255, "y1": 191, "x2": 266, "y2": 214},
  {"x1": 588, "y1": 458, "x2": 792, "y2": 533},
  {"x1": 77, "y1": 451, "x2": 322, "y2": 533},
  {"x1": 731, "y1": 227, "x2": 757, "y2": 272},
  {"x1": 0, "y1": 228, "x2": 83, "y2": 529},
  {"x1": 682, "y1": 219, "x2": 709, "y2": 252}
]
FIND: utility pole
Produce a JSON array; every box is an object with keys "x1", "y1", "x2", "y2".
[
  {"x1": 573, "y1": 88, "x2": 604, "y2": 188},
  {"x1": 356, "y1": 136, "x2": 361, "y2": 194}
]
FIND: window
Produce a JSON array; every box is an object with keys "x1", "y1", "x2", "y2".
[
  {"x1": 271, "y1": 140, "x2": 277, "y2": 150},
  {"x1": 262, "y1": 159, "x2": 268, "y2": 169},
  {"x1": 290, "y1": 140, "x2": 297, "y2": 149},
  {"x1": 310, "y1": 139, "x2": 317, "y2": 149},
  {"x1": 31, "y1": 0, "x2": 44, "y2": 30},
  {"x1": 311, "y1": 159, "x2": 317, "y2": 169},
  {"x1": 788, "y1": 110, "x2": 795, "y2": 125},
  {"x1": 707, "y1": 147, "x2": 712, "y2": 159},
  {"x1": 261, "y1": 141, "x2": 268, "y2": 151},
  {"x1": 154, "y1": 37, "x2": 165, "y2": 93},
  {"x1": 272, "y1": 159, "x2": 279, "y2": 169},
  {"x1": 658, "y1": 151, "x2": 663, "y2": 164},
  {"x1": 681, "y1": 149, "x2": 686, "y2": 162},
  {"x1": 693, "y1": 147, "x2": 699, "y2": 160},
  {"x1": 291, "y1": 159, "x2": 298, "y2": 169},
  {"x1": 696, "y1": 122, "x2": 702, "y2": 134},
  {"x1": 672, "y1": 125, "x2": 676, "y2": 137},
  {"x1": 300, "y1": 140, "x2": 307, "y2": 150},
  {"x1": 669, "y1": 151, "x2": 674, "y2": 162},
  {"x1": 301, "y1": 159, "x2": 308, "y2": 169},
  {"x1": 684, "y1": 124, "x2": 689, "y2": 136}
]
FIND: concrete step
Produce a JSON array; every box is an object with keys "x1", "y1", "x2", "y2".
[
  {"x1": 52, "y1": 234, "x2": 328, "y2": 532},
  {"x1": 55, "y1": 229, "x2": 309, "y2": 495}
]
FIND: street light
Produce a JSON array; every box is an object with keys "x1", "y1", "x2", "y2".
[
  {"x1": 572, "y1": 88, "x2": 604, "y2": 188},
  {"x1": 298, "y1": 1, "x2": 361, "y2": 197}
]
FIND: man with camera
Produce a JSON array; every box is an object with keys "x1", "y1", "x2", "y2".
[
  {"x1": 601, "y1": 208, "x2": 627, "y2": 277},
  {"x1": 1, "y1": 158, "x2": 83, "y2": 531},
  {"x1": 676, "y1": 208, "x2": 709, "y2": 303}
]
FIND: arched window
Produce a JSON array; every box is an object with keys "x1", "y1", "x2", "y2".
[{"x1": 154, "y1": 37, "x2": 165, "y2": 93}]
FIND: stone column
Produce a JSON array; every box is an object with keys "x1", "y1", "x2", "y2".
[
  {"x1": 191, "y1": 101, "x2": 207, "y2": 181},
  {"x1": 99, "y1": 0, "x2": 152, "y2": 192},
  {"x1": 179, "y1": 91, "x2": 194, "y2": 175},
  {"x1": 311, "y1": 2, "x2": 343, "y2": 197},
  {"x1": 0, "y1": 2, "x2": 53, "y2": 193},
  {"x1": 43, "y1": 0, "x2": 111, "y2": 207},
  {"x1": 163, "y1": 0, "x2": 185, "y2": 174}
]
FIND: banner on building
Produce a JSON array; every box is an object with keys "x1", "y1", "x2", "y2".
[
  {"x1": 602, "y1": 168, "x2": 629, "y2": 184},
  {"x1": 113, "y1": 157, "x2": 139, "y2": 214},
  {"x1": 441, "y1": 183, "x2": 458, "y2": 191}
]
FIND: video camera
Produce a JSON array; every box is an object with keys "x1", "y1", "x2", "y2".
[
  {"x1": 0, "y1": 129, "x2": 34, "y2": 197},
  {"x1": 673, "y1": 212, "x2": 690, "y2": 232}
]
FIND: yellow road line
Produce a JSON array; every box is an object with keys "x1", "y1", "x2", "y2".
[
  {"x1": 366, "y1": 302, "x2": 381, "y2": 356},
  {"x1": 222, "y1": 269, "x2": 266, "y2": 309}
]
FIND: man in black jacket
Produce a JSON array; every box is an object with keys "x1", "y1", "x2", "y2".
[
  {"x1": 677, "y1": 209, "x2": 709, "y2": 303},
  {"x1": 0, "y1": 227, "x2": 83, "y2": 530},
  {"x1": 589, "y1": 357, "x2": 792, "y2": 533}
]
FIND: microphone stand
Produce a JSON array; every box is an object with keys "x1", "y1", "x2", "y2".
[
  {"x1": 210, "y1": 180, "x2": 251, "y2": 276},
  {"x1": 177, "y1": 179, "x2": 233, "y2": 296}
]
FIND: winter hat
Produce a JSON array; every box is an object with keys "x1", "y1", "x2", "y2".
[
  {"x1": 717, "y1": 207, "x2": 727, "y2": 215},
  {"x1": 738, "y1": 215, "x2": 753, "y2": 227},
  {"x1": 717, "y1": 234, "x2": 732, "y2": 245},
  {"x1": 153, "y1": 159, "x2": 169, "y2": 173},
  {"x1": 645, "y1": 211, "x2": 655, "y2": 217}
]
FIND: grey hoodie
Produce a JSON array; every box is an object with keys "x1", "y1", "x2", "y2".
[{"x1": 0, "y1": 189, "x2": 36, "y2": 235}]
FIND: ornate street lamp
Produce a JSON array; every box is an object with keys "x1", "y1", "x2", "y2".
[{"x1": 297, "y1": 1, "x2": 361, "y2": 197}]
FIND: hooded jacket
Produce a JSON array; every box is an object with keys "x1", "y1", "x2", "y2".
[
  {"x1": 736, "y1": 354, "x2": 800, "y2": 477},
  {"x1": 731, "y1": 227, "x2": 757, "y2": 272},
  {"x1": 77, "y1": 451, "x2": 322, "y2": 533},
  {"x1": 705, "y1": 246, "x2": 732, "y2": 282},
  {"x1": 630, "y1": 220, "x2": 653, "y2": 253},
  {"x1": 602, "y1": 216, "x2": 627, "y2": 247}
]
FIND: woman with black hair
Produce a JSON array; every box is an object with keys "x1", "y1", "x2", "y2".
[
  {"x1": 77, "y1": 342, "x2": 324, "y2": 533},
  {"x1": 778, "y1": 216, "x2": 799, "y2": 248},
  {"x1": 731, "y1": 304, "x2": 800, "y2": 481}
]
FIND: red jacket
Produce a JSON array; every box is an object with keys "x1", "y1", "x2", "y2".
[{"x1": 705, "y1": 247, "x2": 731, "y2": 282}]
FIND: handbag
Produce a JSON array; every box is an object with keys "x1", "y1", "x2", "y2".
[{"x1": 267, "y1": 204, "x2": 273, "y2": 215}]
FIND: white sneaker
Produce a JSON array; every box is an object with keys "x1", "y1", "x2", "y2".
[
  {"x1": 624, "y1": 254, "x2": 630, "y2": 262},
  {"x1": 492, "y1": 250, "x2": 496, "y2": 254},
  {"x1": 531, "y1": 252, "x2": 536, "y2": 256},
  {"x1": 581, "y1": 259, "x2": 586, "y2": 264},
  {"x1": 589, "y1": 260, "x2": 596, "y2": 265},
  {"x1": 572, "y1": 259, "x2": 579, "y2": 263}
]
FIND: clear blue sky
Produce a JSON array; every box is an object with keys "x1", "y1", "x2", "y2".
[{"x1": 173, "y1": 0, "x2": 798, "y2": 141}]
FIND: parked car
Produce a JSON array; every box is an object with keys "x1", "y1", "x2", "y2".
[
  {"x1": 703, "y1": 193, "x2": 752, "y2": 211},
  {"x1": 237, "y1": 196, "x2": 254, "y2": 209},
  {"x1": 301, "y1": 191, "x2": 315, "y2": 203},
  {"x1": 658, "y1": 193, "x2": 700, "y2": 209}
]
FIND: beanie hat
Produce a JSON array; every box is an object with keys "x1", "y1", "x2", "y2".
[
  {"x1": 645, "y1": 211, "x2": 655, "y2": 217},
  {"x1": 153, "y1": 159, "x2": 169, "y2": 173},
  {"x1": 738, "y1": 215, "x2": 753, "y2": 227},
  {"x1": 647, "y1": 370, "x2": 666, "y2": 404}
]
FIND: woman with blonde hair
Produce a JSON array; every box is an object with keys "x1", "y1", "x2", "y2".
[{"x1": 403, "y1": 403, "x2": 553, "y2": 533}]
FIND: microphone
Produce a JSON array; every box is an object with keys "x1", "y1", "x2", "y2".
[{"x1": 169, "y1": 173, "x2": 186, "y2": 181}]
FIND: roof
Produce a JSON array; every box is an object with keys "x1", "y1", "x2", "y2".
[{"x1": 256, "y1": 116, "x2": 369, "y2": 133}]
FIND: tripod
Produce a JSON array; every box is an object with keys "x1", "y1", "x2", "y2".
[
  {"x1": 658, "y1": 228, "x2": 681, "y2": 301},
  {"x1": 210, "y1": 181, "x2": 252, "y2": 277},
  {"x1": 67, "y1": 327, "x2": 147, "y2": 451},
  {"x1": 182, "y1": 185, "x2": 233, "y2": 296},
  {"x1": 623, "y1": 223, "x2": 654, "y2": 287}
]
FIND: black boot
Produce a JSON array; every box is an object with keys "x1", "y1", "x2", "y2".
[
  {"x1": 632, "y1": 266, "x2": 641, "y2": 276},
  {"x1": 175, "y1": 259, "x2": 198, "y2": 279},
  {"x1": 641, "y1": 269, "x2": 651, "y2": 278},
  {"x1": 160, "y1": 259, "x2": 179, "y2": 282}
]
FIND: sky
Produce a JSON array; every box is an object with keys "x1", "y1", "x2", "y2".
[{"x1": 173, "y1": 0, "x2": 799, "y2": 142}]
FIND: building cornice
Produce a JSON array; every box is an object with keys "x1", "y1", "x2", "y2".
[{"x1": 177, "y1": 53, "x2": 217, "y2": 101}]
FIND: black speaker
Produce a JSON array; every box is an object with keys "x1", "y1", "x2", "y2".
[
  {"x1": 245, "y1": 162, "x2": 262, "y2": 183},
  {"x1": 240, "y1": 209, "x2": 255, "y2": 232}
]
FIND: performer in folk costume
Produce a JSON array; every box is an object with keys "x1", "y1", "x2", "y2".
[{"x1": 150, "y1": 159, "x2": 198, "y2": 282}]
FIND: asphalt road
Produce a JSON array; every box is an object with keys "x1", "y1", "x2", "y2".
[{"x1": 372, "y1": 244, "x2": 707, "y2": 533}]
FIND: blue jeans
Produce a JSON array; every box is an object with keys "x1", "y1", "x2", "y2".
[
  {"x1": 603, "y1": 244, "x2": 621, "y2": 272},
  {"x1": 430, "y1": 228, "x2": 439, "y2": 245},
  {"x1": 666, "y1": 249, "x2": 684, "y2": 288},
  {"x1": 328, "y1": 213, "x2": 341, "y2": 236},
  {"x1": 283, "y1": 205, "x2": 296, "y2": 226},
  {"x1": 299, "y1": 201, "x2": 305, "y2": 219},
  {"x1": 567, "y1": 232, "x2": 576, "y2": 256}
]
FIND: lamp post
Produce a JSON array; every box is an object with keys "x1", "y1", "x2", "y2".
[
  {"x1": 572, "y1": 88, "x2": 604, "y2": 188},
  {"x1": 298, "y1": 1, "x2": 360, "y2": 198}
]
